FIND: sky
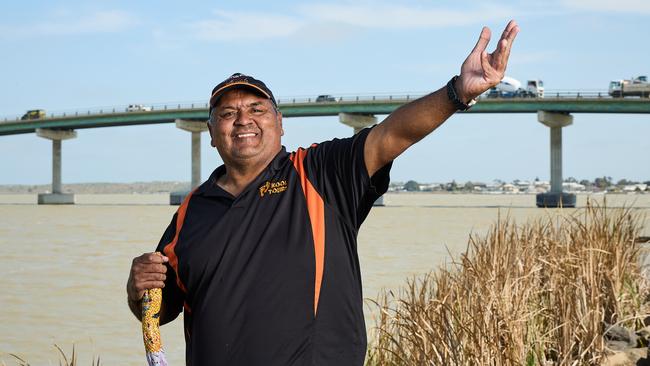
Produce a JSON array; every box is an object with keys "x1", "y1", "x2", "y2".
[{"x1": 0, "y1": 0, "x2": 648, "y2": 185}]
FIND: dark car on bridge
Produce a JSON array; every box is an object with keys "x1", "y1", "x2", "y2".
[
  {"x1": 21, "y1": 109, "x2": 46, "y2": 120},
  {"x1": 315, "y1": 95, "x2": 336, "y2": 102}
]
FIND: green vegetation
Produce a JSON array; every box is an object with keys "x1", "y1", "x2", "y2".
[
  {"x1": 403, "y1": 180, "x2": 421, "y2": 192},
  {"x1": 366, "y1": 203, "x2": 649, "y2": 365}
]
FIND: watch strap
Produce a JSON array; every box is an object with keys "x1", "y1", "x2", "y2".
[{"x1": 446, "y1": 75, "x2": 476, "y2": 111}]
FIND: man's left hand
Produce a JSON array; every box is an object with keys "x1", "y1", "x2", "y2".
[{"x1": 456, "y1": 20, "x2": 520, "y2": 102}]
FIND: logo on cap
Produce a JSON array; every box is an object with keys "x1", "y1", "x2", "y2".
[{"x1": 209, "y1": 73, "x2": 277, "y2": 111}]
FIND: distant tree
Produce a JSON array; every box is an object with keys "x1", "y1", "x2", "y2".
[
  {"x1": 464, "y1": 181, "x2": 475, "y2": 191},
  {"x1": 565, "y1": 177, "x2": 577, "y2": 183},
  {"x1": 535, "y1": 176, "x2": 540, "y2": 182},
  {"x1": 617, "y1": 179, "x2": 631, "y2": 187},
  {"x1": 404, "y1": 180, "x2": 420, "y2": 192},
  {"x1": 579, "y1": 179, "x2": 591, "y2": 187},
  {"x1": 594, "y1": 176, "x2": 613, "y2": 190},
  {"x1": 446, "y1": 180, "x2": 458, "y2": 192}
]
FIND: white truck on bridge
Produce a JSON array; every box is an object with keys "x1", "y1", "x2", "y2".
[
  {"x1": 485, "y1": 76, "x2": 544, "y2": 98},
  {"x1": 609, "y1": 76, "x2": 650, "y2": 97}
]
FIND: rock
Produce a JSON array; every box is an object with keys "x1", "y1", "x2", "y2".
[
  {"x1": 602, "y1": 348, "x2": 648, "y2": 366},
  {"x1": 637, "y1": 326, "x2": 650, "y2": 347},
  {"x1": 605, "y1": 323, "x2": 638, "y2": 347}
]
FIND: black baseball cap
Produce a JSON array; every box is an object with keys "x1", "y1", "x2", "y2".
[{"x1": 209, "y1": 73, "x2": 277, "y2": 113}]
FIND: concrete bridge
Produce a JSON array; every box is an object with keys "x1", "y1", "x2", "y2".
[{"x1": 2, "y1": 92, "x2": 649, "y2": 206}]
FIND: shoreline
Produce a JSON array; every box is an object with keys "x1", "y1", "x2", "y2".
[{"x1": 1, "y1": 192, "x2": 648, "y2": 208}]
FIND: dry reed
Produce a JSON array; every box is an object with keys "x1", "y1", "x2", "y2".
[
  {"x1": 3, "y1": 344, "x2": 100, "y2": 366},
  {"x1": 366, "y1": 203, "x2": 649, "y2": 366}
]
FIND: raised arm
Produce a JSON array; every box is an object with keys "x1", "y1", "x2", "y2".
[{"x1": 364, "y1": 20, "x2": 519, "y2": 176}]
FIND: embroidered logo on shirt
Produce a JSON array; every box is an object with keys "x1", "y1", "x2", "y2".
[{"x1": 259, "y1": 180, "x2": 288, "y2": 197}]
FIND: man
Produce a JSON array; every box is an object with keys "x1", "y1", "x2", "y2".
[{"x1": 127, "y1": 21, "x2": 519, "y2": 365}]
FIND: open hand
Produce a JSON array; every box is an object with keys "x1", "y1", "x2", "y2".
[{"x1": 456, "y1": 20, "x2": 519, "y2": 102}]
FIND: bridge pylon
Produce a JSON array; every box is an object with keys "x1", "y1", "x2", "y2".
[
  {"x1": 170, "y1": 120, "x2": 208, "y2": 205},
  {"x1": 339, "y1": 113, "x2": 377, "y2": 135},
  {"x1": 536, "y1": 111, "x2": 576, "y2": 208},
  {"x1": 339, "y1": 113, "x2": 386, "y2": 206},
  {"x1": 36, "y1": 128, "x2": 77, "y2": 204}
]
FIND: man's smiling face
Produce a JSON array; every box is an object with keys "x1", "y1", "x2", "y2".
[{"x1": 208, "y1": 88, "x2": 283, "y2": 167}]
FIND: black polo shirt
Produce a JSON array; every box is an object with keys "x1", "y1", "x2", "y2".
[{"x1": 155, "y1": 127, "x2": 391, "y2": 365}]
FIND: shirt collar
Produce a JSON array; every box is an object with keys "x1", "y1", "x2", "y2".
[{"x1": 196, "y1": 146, "x2": 289, "y2": 198}]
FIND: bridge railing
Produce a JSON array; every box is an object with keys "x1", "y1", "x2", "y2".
[
  {"x1": 1, "y1": 95, "x2": 428, "y2": 122},
  {"x1": 1, "y1": 101, "x2": 211, "y2": 122},
  {"x1": 276, "y1": 93, "x2": 428, "y2": 104},
  {"x1": 2, "y1": 90, "x2": 640, "y2": 122},
  {"x1": 536, "y1": 90, "x2": 612, "y2": 99}
]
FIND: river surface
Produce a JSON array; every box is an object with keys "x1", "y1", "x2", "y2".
[{"x1": 1, "y1": 193, "x2": 648, "y2": 365}]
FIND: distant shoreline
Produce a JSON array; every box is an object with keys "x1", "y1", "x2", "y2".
[
  {"x1": 0, "y1": 181, "x2": 190, "y2": 194},
  {"x1": 0, "y1": 181, "x2": 647, "y2": 195}
]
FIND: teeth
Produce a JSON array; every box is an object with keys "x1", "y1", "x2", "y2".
[{"x1": 237, "y1": 133, "x2": 256, "y2": 138}]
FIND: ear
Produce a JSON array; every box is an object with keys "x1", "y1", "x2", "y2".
[
  {"x1": 277, "y1": 111, "x2": 284, "y2": 136},
  {"x1": 207, "y1": 121, "x2": 216, "y2": 147}
]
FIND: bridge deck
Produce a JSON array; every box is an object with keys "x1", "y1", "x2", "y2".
[{"x1": 1, "y1": 97, "x2": 649, "y2": 136}]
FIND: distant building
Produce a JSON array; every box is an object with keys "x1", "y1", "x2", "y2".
[
  {"x1": 502, "y1": 183, "x2": 518, "y2": 193},
  {"x1": 563, "y1": 182, "x2": 586, "y2": 192},
  {"x1": 421, "y1": 183, "x2": 444, "y2": 191},
  {"x1": 623, "y1": 184, "x2": 647, "y2": 192}
]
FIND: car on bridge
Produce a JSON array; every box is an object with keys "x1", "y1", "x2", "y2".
[
  {"x1": 126, "y1": 104, "x2": 152, "y2": 112},
  {"x1": 21, "y1": 109, "x2": 46, "y2": 120},
  {"x1": 315, "y1": 95, "x2": 337, "y2": 102}
]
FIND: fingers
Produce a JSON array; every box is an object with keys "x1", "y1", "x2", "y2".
[
  {"x1": 480, "y1": 49, "x2": 507, "y2": 88},
  {"x1": 133, "y1": 280, "x2": 166, "y2": 293},
  {"x1": 136, "y1": 270, "x2": 167, "y2": 281},
  {"x1": 500, "y1": 20, "x2": 519, "y2": 60},
  {"x1": 499, "y1": 19, "x2": 518, "y2": 41},
  {"x1": 491, "y1": 20, "x2": 519, "y2": 74},
  {"x1": 135, "y1": 252, "x2": 169, "y2": 265},
  {"x1": 481, "y1": 51, "x2": 497, "y2": 80},
  {"x1": 127, "y1": 252, "x2": 169, "y2": 301},
  {"x1": 470, "y1": 26, "x2": 492, "y2": 55}
]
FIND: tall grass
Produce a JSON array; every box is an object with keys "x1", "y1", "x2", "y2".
[
  {"x1": 367, "y1": 203, "x2": 649, "y2": 366},
  {"x1": 3, "y1": 345, "x2": 100, "y2": 366}
]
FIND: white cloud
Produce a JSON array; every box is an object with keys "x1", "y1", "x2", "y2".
[
  {"x1": 300, "y1": 3, "x2": 516, "y2": 29},
  {"x1": 561, "y1": 0, "x2": 650, "y2": 13},
  {"x1": 0, "y1": 10, "x2": 138, "y2": 39},
  {"x1": 189, "y1": 10, "x2": 303, "y2": 41},
  {"x1": 187, "y1": 3, "x2": 518, "y2": 42}
]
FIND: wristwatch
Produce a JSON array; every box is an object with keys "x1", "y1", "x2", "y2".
[{"x1": 446, "y1": 75, "x2": 477, "y2": 111}]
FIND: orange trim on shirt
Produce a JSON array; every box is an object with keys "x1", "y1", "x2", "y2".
[
  {"x1": 163, "y1": 189, "x2": 197, "y2": 296},
  {"x1": 290, "y1": 148, "x2": 325, "y2": 316}
]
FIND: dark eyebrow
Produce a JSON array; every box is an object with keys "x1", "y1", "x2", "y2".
[
  {"x1": 218, "y1": 101, "x2": 266, "y2": 111},
  {"x1": 216, "y1": 104, "x2": 237, "y2": 112}
]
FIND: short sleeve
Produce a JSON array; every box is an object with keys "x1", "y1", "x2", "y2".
[
  {"x1": 302, "y1": 126, "x2": 392, "y2": 230},
  {"x1": 154, "y1": 213, "x2": 184, "y2": 318}
]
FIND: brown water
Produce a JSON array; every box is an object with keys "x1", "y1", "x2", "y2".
[{"x1": 1, "y1": 193, "x2": 648, "y2": 365}]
